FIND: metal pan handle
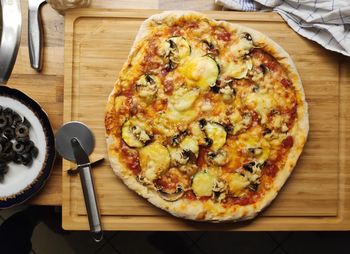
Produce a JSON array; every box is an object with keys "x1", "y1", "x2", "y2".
[
  {"x1": 0, "y1": 0, "x2": 22, "y2": 84},
  {"x1": 28, "y1": 0, "x2": 45, "y2": 71}
]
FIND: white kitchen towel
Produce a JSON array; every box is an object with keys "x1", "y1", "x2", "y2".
[{"x1": 216, "y1": 0, "x2": 350, "y2": 57}]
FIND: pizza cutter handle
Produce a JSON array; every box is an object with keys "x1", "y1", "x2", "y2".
[{"x1": 79, "y1": 164, "x2": 103, "y2": 242}]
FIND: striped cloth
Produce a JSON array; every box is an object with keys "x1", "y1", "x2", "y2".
[{"x1": 216, "y1": 0, "x2": 350, "y2": 57}]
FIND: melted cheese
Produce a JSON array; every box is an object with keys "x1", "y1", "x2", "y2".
[
  {"x1": 244, "y1": 92, "x2": 276, "y2": 124},
  {"x1": 139, "y1": 143, "x2": 170, "y2": 181},
  {"x1": 179, "y1": 56, "x2": 219, "y2": 91},
  {"x1": 226, "y1": 173, "x2": 250, "y2": 195},
  {"x1": 230, "y1": 37, "x2": 253, "y2": 58},
  {"x1": 222, "y1": 57, "x2": 252, "y2": 79},
  {"x1": 170, "y1": 87, "x2": 200, "y2": 112}
]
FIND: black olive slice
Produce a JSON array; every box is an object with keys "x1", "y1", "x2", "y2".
[
  {"x1": 12, "y1": 141, "x2": 25, "y2": 154},
  {"x1": 30, "y1": 146, "x2": 39, "y2": 159},
  {"x1": 0, "y1": 115, "x2": 7, "y2": 128},
  {"x1": 21, "y1": 153, "x2": 33, "y2": 166},
  {"x1": 22, "y1": 117, "x2": 31, "y2": 128},
  {"x1": 3, "y1": 127, "x2": 15, "y2": 139},
  {"x1": 15, "y1": 125, "x2": 29, "y2": 138}
]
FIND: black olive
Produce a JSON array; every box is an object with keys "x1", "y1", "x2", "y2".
[
  {"x1": 168, "y1": 39, "x2": 176, "y2": 49},
  {"x1": 21, "y1": 153, "x2": 33, "y2": 166},
  {"x1": 199, "y1": 119, "x2": 207, "y2": 128},
  {"x1": 13, "y1": 154, "x2": 22, "y2": 164},
  {"x1": 22, "y1": 117, "x2": 31, "y2": 128},
  {"x1": 5, "y1": 114, "x2": 13, "y2": 127},
  {"x1": 0, "y1": 115, "x2": 7, "y2": 128},
  {"x1": 166, "y1": 60, "x2": 177, "y2": 72},
  {"x1": 243, "y1": 32, "x2": 252, "y2": 41},
  {"x1": 249, "y1": 183, "x2": 259, "y2": 192},
  {"x1": 170, "y1": 131, "x2": 187, "y2": 146},
  {"x1": 145, "y1": 74, "x2": 154, "y2": 84},
  {"x1": 243, "y1": 162, "x2": 255, "y2": 173},
  {"x1": 263, "y1": 128, "x2": 272, "y2": 135},
  {"x1": 0, "y1": 162, "x2": 8, "y2": 172},
  {"x1": 24, "y1": 141, "x2": 35, "y2": 153},
  {"x1": 3, "y1": 127, "x2": 15, "y2": 139},
  {"x1": 3, "y1": 141, "x2": 12, "y2": 153},
  {"x1": 224, "y1": 124, "x2": 233, "y2": 133},
  {"x1": 12, "y1": 112, "x2": 22, "y2": 127},
  {"x1": 15, "y1": 124, "x2": 29, "y2": 138},
  {"x1": 16, "y1": 137, "x2": 29, "y2": 144},
  {"x1": 0, "y1": 143, "x2": 3, "y2": 153},
  {"x1": 12, "y1": 141, "x2": 25, "y2": 154},
  {"x1": 182, "y1": 150, "x2": 196, "y2": 164},
  {"x1": 252, "y1": 85, "x2": 259, "y2": 92},
  {"x1": 210, "y1": 85, "x2": 220, "y2": 93},
  {"x1": 0, "y1": 106, "x2": 3, "y2": 114},
  {"x1": 0, "y1": 150, "x2": 15, "y2": 162},
  {"x1": 256, "y1": 161, "x2": 266, "y2": 169},
  {"x1": 259, "y1": 64, "x2": 268, "y2": 74},
  {"x1": 31, "y1": 146, "x2": 39, "y2": 158},
  {"x1": 204, "y1": 137, "x2": 213, "y2": 147}
]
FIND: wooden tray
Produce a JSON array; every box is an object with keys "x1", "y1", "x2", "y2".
[{"x1": 63, "y1": 9, "x2": 350, "y2": 230}]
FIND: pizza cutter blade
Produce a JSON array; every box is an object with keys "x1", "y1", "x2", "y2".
[{"x1": 55, "y1": 121, "x2": 103, "y2": 242}]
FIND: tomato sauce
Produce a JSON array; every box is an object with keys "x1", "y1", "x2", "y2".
[
  {"x1": 263, "y1": 161, "x2": 279, "y2": 178},
  {"x1": 282, "y1": 136, "x2": 294, "y2": 149},
  {"x1": 251, "y1": 48, "x2": 280, "y2": 72},
  {"x1": 197, "y1": 148, "x2": 208, "y2": 168},
  {"x1": 183, "y1": 190, "x2": 196, "y2": 200},
  {"x1": 120, "y1": 141, "x2": 141, "y2": 175},
  {"x1": 281, "y1": 78, "x2": 292, "y2": 88}
]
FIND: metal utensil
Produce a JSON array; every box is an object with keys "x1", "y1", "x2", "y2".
[
  {"x1": 55, "y1": 121, "x2": 103, "y2": 242},
  {"x1": 28, "y1": 0, "x2": 46, "y2": 71},
  {"x1": 0, "y1": 0, "x2": 22, "y2": 84}
]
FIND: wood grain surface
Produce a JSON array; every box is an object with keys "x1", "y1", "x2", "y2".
[{"x1": 62, "y1": 9, "x2": 350, "y2": 231}]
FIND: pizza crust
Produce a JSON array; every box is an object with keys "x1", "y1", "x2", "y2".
[{"x1": 105, "y1": 11, "x2": 309, "y2": 222}]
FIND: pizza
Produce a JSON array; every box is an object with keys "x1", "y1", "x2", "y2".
[{"x1": 105, "y1": 11, "x2": 309, "y2": 222}]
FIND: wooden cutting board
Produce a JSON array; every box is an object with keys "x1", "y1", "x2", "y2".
[{"x1": 63, "y1": 9, "x2": 350, "y2": 230}]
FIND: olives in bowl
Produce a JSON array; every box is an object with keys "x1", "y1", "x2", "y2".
[{"x1": 0, "y1": 106, "x2": 39, "y2": 182}]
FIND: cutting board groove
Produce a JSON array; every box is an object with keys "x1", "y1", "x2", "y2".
[{"x1": 63, "y1": 9, "x2": 350, "y2": 230}]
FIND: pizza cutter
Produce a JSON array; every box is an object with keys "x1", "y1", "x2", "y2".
[{"x1": 55, "y1": 121, "x2": 103, "y2": 242}]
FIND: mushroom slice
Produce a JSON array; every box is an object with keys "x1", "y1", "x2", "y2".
[
  {"x1": 169, "y1": 135, "x2": 199, "y2": 166},
  {"x1": 206, "y1": 149, "x2": 229, "y2": 166},
  {"x1": 121, "y1": 118, "x2": 152, "y2": 148},
  {"x1": 203, "y1": 122, "x2": 227, "y2": 151},
  {"x1": 158, "y1": 185, "x2": 185, "y2": 202},
  {"x1": 135, "y1": 74, "x2": 160, "y2": 99}
]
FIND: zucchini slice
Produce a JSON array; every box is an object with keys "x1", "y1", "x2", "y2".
[
  {"x1": 192, "y1": 170, "x2": 216, "y2": 197},
  {"x1": 180, "y1": 56, "x2": 219, "y2": 91},
  {"x1": 203, "y1": 122, "x2": 227, "y2": 151},
  {"x1": 122, "y1": 119, "x2": 151, "y2": 148},
  {"x1": 163, "y1": 36, "x2": 191, "y2": 70}
]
